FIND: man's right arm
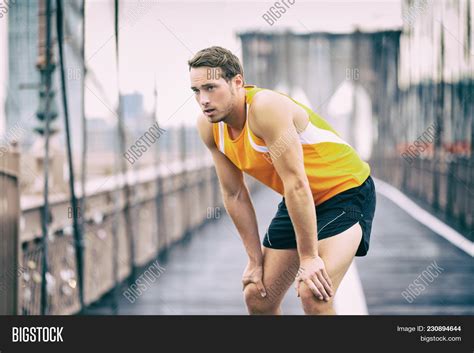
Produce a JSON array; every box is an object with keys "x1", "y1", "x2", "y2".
[{"x1": 196, "y1": 115, "x2": 263, "y2": 266}]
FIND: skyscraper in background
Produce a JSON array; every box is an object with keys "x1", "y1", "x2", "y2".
[
  {"x1": 5, "y1": 1, "x2": 40, "y2": 149},
  {"x1": 5, "y1": 0, "x2": 84, "y2": 153}
]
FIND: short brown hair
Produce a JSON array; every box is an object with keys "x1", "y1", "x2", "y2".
[{"x1": 188, "y1": 46, "x2": 244, "y2": 82}]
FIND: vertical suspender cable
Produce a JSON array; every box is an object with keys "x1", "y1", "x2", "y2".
[
  {"x1": 39, "y1": 0, "x2": 53, "y2": 316},
  {"x1": 79, "y1": 0, "x2": 88, "y2": 288},
  {"x1": 55, "y1": 0, "x2": 85, "y2": 312},
  {"x1": 152, "y1": 77, "x2": 163, "y2": 256},
  {"x1": 109, "y1": 0, "x2": 121, "y2": 314},
  {"x1": 114, "y1": 0, "x2": 136, "y2": 282}
]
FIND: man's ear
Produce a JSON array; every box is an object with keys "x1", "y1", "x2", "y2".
[{"x1": 233, "y1": 74, "x2": 244, "y2": 88}]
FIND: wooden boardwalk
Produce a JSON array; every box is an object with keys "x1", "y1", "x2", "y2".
[
  {"x1": 87, "y1": 183, "x2": 474, "y2": 315},
  {"x1": 356, "y1": 190, "x2": 474, "y2": 315}
]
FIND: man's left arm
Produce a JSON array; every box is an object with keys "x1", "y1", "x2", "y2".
[{"x1": 250, "y1": 92, "x2": 333, "y2": 301}]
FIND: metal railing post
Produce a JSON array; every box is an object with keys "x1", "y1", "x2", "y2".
[{"x1": 0, "y1": 149, "x2": 20, "y2": 315}]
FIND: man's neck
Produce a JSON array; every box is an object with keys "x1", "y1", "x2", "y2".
[{"x1": 224, "y1": 89, "x2": 246, "y2": 133}]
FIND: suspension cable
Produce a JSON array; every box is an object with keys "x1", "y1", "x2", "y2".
[
  {"x1": 55, "y1": 0, "x2": 85, "y2": 312},
  {"x1": 80, "y1": 0, "x2": 87, "y2": 244},
  {"x1": 114, "y1": 0, "x2": 136, "y2": 282},
  {"x1": 39, "y1": 0, "x2": 53, "y2": 316}
]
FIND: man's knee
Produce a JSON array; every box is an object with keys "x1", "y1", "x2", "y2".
[
  {"x1": 299, "y1": 283, "x2": 334, "y2": 315},
  {"x1": 243, "y1": 283, "x2": 279, "y2": 314}
]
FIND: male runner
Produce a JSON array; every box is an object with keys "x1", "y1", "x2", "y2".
[{"x1": 189, "y1": 46, "x2": 376, "y2": 315}]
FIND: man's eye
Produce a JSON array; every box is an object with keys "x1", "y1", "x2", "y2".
[{"x1": 207, "y1": 86, "x2": 214, "y2": 91}]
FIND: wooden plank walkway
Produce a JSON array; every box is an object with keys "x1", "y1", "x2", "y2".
[
  {"x1": 87, "y1": 184, "x2": 474, "y2": 315},
  {"x1": 88, "y1": 186, "x2": 304, "y2": 314},
  {"x1": 356, "y1": 189, "x2": 474, "y2": 315}
]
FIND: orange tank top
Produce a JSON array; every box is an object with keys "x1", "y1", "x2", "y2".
[{"x1": 212, "y1": 85, "x2": 371, "y2": 206}]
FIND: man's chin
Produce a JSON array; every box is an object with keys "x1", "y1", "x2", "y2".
[{"x1": 208, "y1": 115, "x2": 224, "y2": 123}]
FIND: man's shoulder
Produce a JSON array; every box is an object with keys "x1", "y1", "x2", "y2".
[
  {"x1": 196, "y1": 114, "x2": 216, "y2": 150},
  {"x1": 251, "y1": 88, "x2": 286, "y2": 105},
  {"x1": 247, "y1": 90, "x2": 296, "y2": 141},
  {"x1": 250, "y1": 89, "x2": 293, "y2": 115},
  {"x1": 249, "y1": 89, "x2": 293, "y2": 128}
]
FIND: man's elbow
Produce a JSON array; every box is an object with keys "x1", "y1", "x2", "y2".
[
  {"x1": 284, "y1": 177, "x2": 310, "y2": 196},
  {"x1": 222, "y1": 183, "x2": 246, "y2": 202}
]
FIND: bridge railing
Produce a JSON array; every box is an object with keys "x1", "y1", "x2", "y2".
[
  {"x1": 0, "y1": 150, "x2": 21, "y2": 315},
  {"x1": 16, "y1": 158, "x2": 260, "y2": 315}
]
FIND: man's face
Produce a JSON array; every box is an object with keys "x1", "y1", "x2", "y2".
[{"x1": 190, "y1": 66, "x2": 237, "y2": 123}]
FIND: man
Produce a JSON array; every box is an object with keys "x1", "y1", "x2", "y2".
[{"x1": 189, "y1": 46, "x2": 376, "y2": 315}]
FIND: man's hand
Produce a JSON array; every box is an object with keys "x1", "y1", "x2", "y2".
[
  {"x1": 242, "y1": 261, "x2": 267, "y2": 298},
  {"x1": 295, "y1": 256, "x2": 333, "y2": 301}
]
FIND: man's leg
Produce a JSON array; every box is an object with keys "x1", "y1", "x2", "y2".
[
  {"x1": 298, "y1": 222, "x2": 363, "y2": 315},
  {"x1": 243, "y1": 246, "x2": 299, "y2": 315}
]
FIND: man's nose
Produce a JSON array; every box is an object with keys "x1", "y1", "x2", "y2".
[{"x1": 200, "y1": 93, "x2": 210, "y2": 106}]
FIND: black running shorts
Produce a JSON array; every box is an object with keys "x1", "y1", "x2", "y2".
[{"x1": 262, "y1": 175, "x2": 376, "y2": 257}]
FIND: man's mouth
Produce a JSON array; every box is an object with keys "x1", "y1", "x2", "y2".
[{"x1": 204, "y1": 108, "x2": 216, "y2": 115}]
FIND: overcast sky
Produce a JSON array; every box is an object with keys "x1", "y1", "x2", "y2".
[{"x1": 83, "y1": 0, "x2": 403, "y2": 127}]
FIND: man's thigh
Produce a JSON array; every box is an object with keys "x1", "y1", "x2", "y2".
[
  {"x1": 247, "y1": 247, "x2": 299, "y2": 307},
  {"x1": 299, "y1": 222, "x2": 363, "y2": 302},
  {"x1": 318, "y1": 222, "x2": 363, "y2": 287}
]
